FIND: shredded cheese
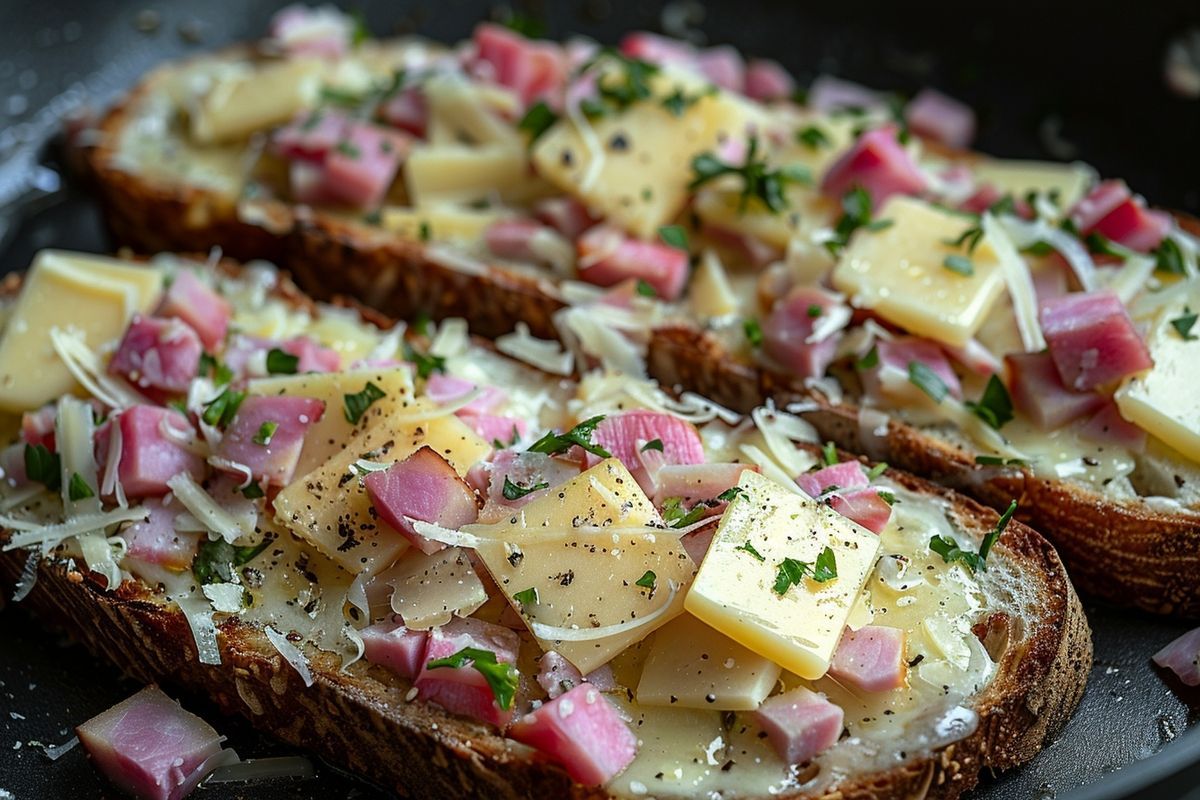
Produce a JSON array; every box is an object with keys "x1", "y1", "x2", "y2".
[
  {"x1": 983, "y1": 213, "x2": 1046, "y2": 352},
  {"x1": 495, "y1": 323, "x2": 574, "y2": 376},
  {"x1": 176, "y1": 592, "x2": 222, "y2": 665},
  {"x1": 429, "y1": 317, "x2": 470, "y2": 359},
  {"x1": 529, "y1": 581, "x2": 678, "y2": 642},
  {"x1": 265, "y1": 625, "x2": 315, "y2": 687},
  {"x1": 1, "y1": 506, "x2": 149, "y2": 551},
  {"x1": 49, "y1": 327, "x2": 145, "y2": 409},
  {"x1": 166, "y1": 473, "x2": 256, "y2": 544}
]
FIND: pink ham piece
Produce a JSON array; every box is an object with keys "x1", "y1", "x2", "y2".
[
  {"x1": 360, "y1": 616, "x2": 430, "y2": 679},
  {"x1": 1004, "y1": 352, "x2": 1106, "y2": 430},
  {"x1": 320, "y1": 123, "x2": 410, "y2": 209},
  {"x1": 459, "y1": 413, "x2": 529, "y2": 447},
  {"x1": 76, "y1": 685, "x2": 225, "y2": 800},
  {"x1": 284, "y1": 336, "x2": 342, "y2": 373},
  {"x1": 416, "y1": 618, "x2": 521, "y2": 727},
  {"x1": 105, "y1": 407, "x2": 206, "y2": 498},
  {"x1": 745, "y1": 58, "x2": 796, "y2": 101},
  {"x1": 536, "y1": 651, "x2": 586, "y2": 699},
  {"x1": 472, "y1": 23, "x2": 566, "y2": 108},
  {"x1": 0, "y1": 442, "x2": 29, "y2": 487},
  {"x1": 224, "y1": 334, "x2": 340, "y2": 378},
  {"x1": 619, "y1": 31, "x2": 697, "y2": 70},
  {"x1": 123, "y1": 499, "x2": 198, "y2": 573},
  {"x1": 796, "y1": 461, "x2": 869, "y2": 498},
  {"x1": 807, "y1": 75, "x2": 886, "y2": 114},
  {"x1": 827, "y1": 488, "x2": 893, "y2": 534},
  {"x1": 273, "y1": 110, "x2": 348, "y2": 162},
  {"x1": 268, "y1": 4, "x2": 352, "y2": 58},
  {"x1": 509, "y1": 683, "x2": 638, "y2": 786},
  {"x1": 1152, "y1": 626, "x2": 1200, "y2": 686},
  {"x1": 696, "y1": 45, "x2": 746, "y2": 92},
  {"x1": 1079, "y1": 401, "x2": 1147, "y2": 452},
  {"x1": 484, "y1": 450, "x2": 578, "y2": 512},
  {"x1": 484, "y1": 218, "x2": 572, "y2": 269},
  {"x1": 861, "y1": 336, "x2": 963, "y2": 403},
  {"x1": 681, "y1": 523, "x2": 719, "y2": 564},
  {"x1": 156, "y1": 271, "x2": 231, "y2": 352},
  {"x1": 533, "y1": 196, "x2": 596, "y2": 239},
  {"x1": 763, "y1": 287, "x2": 847, "y2": 379},
  {"x1": 1070, "y1": 180, "x2": 1130, "y2": 232},
  {"x1": 821, "y1": 125, "x2": 927, "y2": 210},
  {"x1": 754, "y1": 687, "x2": 844, "y2": 765},
  {"x1": 943, "y1": 338, "x2": 1004, "y2": 377},
  {"x1": 364, "y1": 446, "x2": 480, "y2": 555},
  {"x1": 21, "y1": 403, "x2": 57, "y2": 450},
  {"x1": 706, "y1": 223, "x2": 781, "y2": 268},
  {"x1": 577, "y1": 224, "x2": 689, "y2": 301},
  {"x1": 652, "y1": 462, "x2": 756, "y2": 506},
  {"x1": 828, "y1": 625, "x2": 907, "y2": 692},
  {"x1": 109, "y1": 315, "x2": 202, "y2": 397},
  {"x1": 424, "y1": 374, "x2": 507, "y2": 414},
  {"x1": 585, "y1": 410, "x2": 705, "y2": 493},
  {"x1": 904, "y1": 88, "x2": 976, "y2": 149},
  {"x1": 379, "y1": 86, "x2": 429, "y2": 138},
  {"x1": 1071, "y1": 180, "x2": 1171, "y2": 252},
  {"x1": 1039, "y1": 291, "x2": 1152, "y2": 391},
  {"x1": 214, "y1": 395, "x2": 326, "y2": 486}
]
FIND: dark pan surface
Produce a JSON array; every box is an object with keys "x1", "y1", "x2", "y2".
[{"x1": 1, "y1": 2, "x2": 1199, "y2": 798}]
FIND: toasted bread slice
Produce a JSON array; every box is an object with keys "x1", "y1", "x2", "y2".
[{"x1": 0, "y1": 257, "x2": 1089, "y2": 799}]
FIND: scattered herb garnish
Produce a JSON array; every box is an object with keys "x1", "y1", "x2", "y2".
[
  {"x1": 513, "y1": 586, "x2": 539, "y2": 607},
  {"x1": 579, "y1": 49, "x2": 660, "y2": 114},
  {"x1": 635, "y1": 278, "x2": 657, "y2": 298},
  {"x1": 929, "y1": 499, "x2": 1016, "y2": 573},
  {"x1": 418, "y1": 221, "x2": 431, "y2": 242},
  {"x1": 502, "y1": 476, "x2": 548, "y2": 501},
  {"x1": 343, "y1": 382, "x2": 387, "y2": 425},
  {"x1": 964, "y1": 374, "x2": 1014, "y2": 429},
  {"x1": 812, "y1": 546, "x2": 839, "y2": 582},
  {"x1": 877, "y1": 489, "x2": 896, "y2": 505},
  {"x1": 743, "y1": 318, "x2": 764, "y2": 348},
  {"x1": 202, "y1": 388, "x2": 246, "y2": 428},
  {"x1": 1153, "y1": 238, "x2": 1186, "y2": 275},
  {"x1": 867, "y1": 462, "x2": 889, "y2": 480},
  {"x1": 658, "y1": 224, "x2": 689, "y2": 251},
  {"x1": 796, "y1": 125, "x2": 830, "y2": 150},
  {"x1": 426, "y1": 647, "x2": 519, "y2": 711},
  {"x1": 641, "y1": 438, "x2": 664, "y2": 452},
  {"x1": 825, "y1": 186, "x2": 892, "y2": 254},
  {"x1": 517, "y1": 101, "x2": 558, "y2": 145},
  {"x1": 1084, "y1": 232, "x2": 1125, "y2": 258},
  {"x1": 943, "y1": 254, "x2": 975, "y2": 276},
  {"x1": 735, "y1": 540, "x2": 765, "y2": 561},
  {"x1": 635, "y1": 570, "x2": 657, "y2": 589},
  {"x1": 942, "y1": 224, "x2": 985, "y2": 255},
  {"x1": 402, "y1": 342, "x2": 446, "y2": 379},
  {"x1": 527, "y1": 416, "x2": 611, "y2": 458},
  {"x1": 1171, "y1": 306, "x2": 1198, "y2": 341},
  {"x1": 855, "y1": 346, "x2": 879, "y2": 371},
  {"x1": 907, "y1": 361, "x2": 949, "y2": 404},
  {"x1": 350, "y1": 10, "x2": 370, "y2": 48},
  {"x1": 661, "y1": 85, "x2": 714, "y2": 116},
  {"x1": 773, "y1": 546, "x2": 838, "y2": 595},
  {"x1": 198, "y1": 353, "x2": 234, "y2": 385},
  {"x1": 24, "y1": 444, "x2": 61, "y2": 491},
  {"x1": 192, "y1": 538, "x2": 272, "y2": 585},
  {"x1": 265, "y1": 348, "x2": 300, "y2": 375},
  {"x1": 241, "y1": 480, "x2": 265, "y2": 499},
  {"x1": 491, "y1": 426, "x2": 522, "y2": 450},
  {"x1": 806, "y1": 304, "x2": 823, "y2": 318},
  {"x1": 688, "y1": 135, "x2": 811, "y2": 214},
  {"x1": 67, "y1": 472, "x2": 94, "y2": 501},
  {"x1": 717, "y1": 486, "x2": 745, "y2": 503},
  {"x1": 661, "y1": 497, "x2": 707, "y2": 529},
  {"x1": 335, "y1": 140, "x2": 361, "y2": 159},
  {"x1": 821, "y1": 441, "x2": 838, "y2": 466},
  {"x1": 253, "y1": 421, "x2": 279, "y2": 446}
]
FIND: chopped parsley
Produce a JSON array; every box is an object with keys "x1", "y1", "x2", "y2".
[
  {"x1": 661, "y1": 497, "x2": 706, "y2": 529},
  {"x1": 658, "y1": 224, "x2": 689, "y2": 251},
  {"x1": 253, "y1": 421, "x2": 279, "y2": 446},
  {"x1": 866, "y1": 462, "x2": 889, "y2": 480},
  {"x1": 198, "y1": 353, "x2": 233, "y2": 385},
  {"x1": 773, "y1": 546, "x2": 838, "y2": 595},
  {"x1": 806, "y1": 304, "x2": 823, "y2": 318},
  {"x1": 343, "y1": 382, "x2": 387, "y2": 425},
  {"x1": 636, "y1": 278, "x2": 657, "y2": 297},
  {"x1": 517, "y1": 101, "x2": 558, "y2": 145},
  {"x1": 578, "y1": 49, "x2": 659, "y2": 115},
  {"x1": 641, "y1": 438, "x2": 664, "y2": 453},
  {"x1": 241, "y1": 480, "x2": 266, "y2": 499},
  {"x1": 635, "y1": 570, "x2": 657, "y2": 589},
  {"x1": 513, "y1": 586, "x2": 539, "y2": 607},
  {"x1": 402, "y1": 342, "x2": 446, "y2": 379},
  {"x1": 855, "y1": 346, "x2": 879, "y2": 371},
  {"x1": 350, "y1": 10, "x2": 370, "y2": 47},
  {"x1": 743, "y1": 318, "x2": 764, "y2": 348},
  {"x1": 335, "y1": 140, "x2": 361, "y2": 159},
  {"x1": 964, "y1": 374, "x2": 1014, "y2": 430},
  {"x1": 688, "y1": 135, "x2": 811, "y2": 214},
  {"x1": 67, "y1": 472, "x2": 94, "y2": 501},
  {"x1": 661, "y1": 85, "x2": 714, "y2": 116},
  {"x1": 192, "y1": 538, "x2": 272, "y2": 585},
  {"x1": 717, "y1": 486, "x2": 745, "y2": 503},
  {"x1": 942, "y1": 224, "x2": 985, "y2": 254},
  {"x1": 825, "y1": 186, "x2": 893, "y2": 254},
  {"x1": 202, "y1": 388, "x2": 245, "y2": 428},
  {"x1": 1085, "y1": 232, "x2": 1126, "y2": 258},
  {"x1": 266, "y1": 348, "x2": 300, "y2": 375},
  {"x1": 426, "y1": 647, "x2": 519, "y2": 711},
  {"x1": 418, "y1": 221, "x2": 431, "y2": 242},
  {"x1": 1171, "y1": 307, "x2": 1198, "y2": 341},
  {"x1": 942, "y1": 254, "x2": 975, "y2": 276},
  {"x1": 907, "y1": 361, "x2": 949, "y2": 404},
  {"x1": 502, "y1": 476, "x2": 548, "y2": 500},
  {"x1": 527, "y1": 416, "x2": 611, "y2": 458},
  {"x1": 821, "y1": 441, "x2": 839, "y2": 466},
  {"x1": 1153, "y1": 237, "x2": 1186, "y2": 275},
  {"x1": 929, "y1": 499, "x2": 1016, "y2": 573},
  {"x1": 491, "y1": 426, "x2": 522, "y2": 450},
  {"x1": 795, "y1": 125, "x2": 831, "y2": 150},
  {"x1": 24, "y1": 444, "x2": 60, "y2": 491},
  {"x1": 735, "y1": 540, "x2": 765, "y2": 561}
]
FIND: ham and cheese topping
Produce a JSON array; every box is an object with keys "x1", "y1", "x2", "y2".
[{"x1": 0, "y1": 251, "x2": 1018, "y2": 797}]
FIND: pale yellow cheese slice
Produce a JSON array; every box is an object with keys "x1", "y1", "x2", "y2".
[
  {"x1": 971, "y1": 159, "x2": 1093, "y2": 209},
  {"x1": 190, "y1": 58, "x2": 322, "y2": 144}
]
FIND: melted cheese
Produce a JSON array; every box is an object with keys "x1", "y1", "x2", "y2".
[
  {"x1": 381, "y1": 546, "x2": 488, "y2": 629},
  {"x1": 971, "y1": 159, "x2": 1093, "y2": 209}
]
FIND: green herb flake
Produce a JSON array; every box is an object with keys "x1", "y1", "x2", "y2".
[
  {"x1": 426, "y1": 647, "x2": 519, "y2": 711},
  {"x1": 343, "y1": 382, "x2": 387, "y2": 425},
  {"x1": 717, "y1": 486, "x2": 745, "y2": 503},
  {"x1": 806, "y1": 304, "x2": 823, "y2": 318},
  {"x1": 513, "y1": 586, "x2": 539, "y2": 607},
  {"x1": 266, "y1": 348, "x2": 300, "y2": 375},
  {"x1": 517, "y1": 101, "x2": 558, "y2": 145},
  {"x1": 635, "y1": 278, "x2": 657, "y2": 298},
  {"x1": 402, "y1": 342, "x2": 446, "y2": 379},
  {"x1": 661, "y1": 85, "x2": 713, "y2": 116},
  {"x1": 907, "y1": 361, "x2": 949, "y2": 404},
  {"x1": 855, "y1": 346, "x2": 879, "y2": 371},
  {"x1": 821, "y1": 441, "x2": 839, "y2": 466},
  {"x1": 796, "y1": 125, "x2": 831, "y2": 150},
  {"x1": 773, "y1": 550, "x2": 836, "y2": 595},
  {"x1": 335, "y1": 140, "x2": 361, "y2": 159},
  {"x1": 635, "y1": 570, "x2": 657, "y2": 589},
  {"x1": 929, "y1": 499, "x2": 1016, "y2": 573},
  {"x1": 253, "y1": 421, "x2": 279, "y2": 446},
  {"x1": 825, "y1": 186, "x2": 890, "y2": 254},
  {"x1": 502, "y1": 476, "x2": 549, "y2": 501},
  {"x1": 24, "y1": 443, "x2": 61, "y2": 491},
  {"x1": 501, "y1": 11, "x2": 546, "y2": 38},
  {"x1": 192, "y1": 538, "x2": 272, "y2": 585},
  {"x1": 241, "y1": 480, "x2": 266, "y2": 499},
  {"x1": 943, "y1": 254, "x2": 975, "y2": 276},
  {"x1": 943, "y1": 225, "x2": 985, "y2": 254},
  {"x1": 202, "y1": 388, "x2": 246, "y2": 429},
  {"x1": 1171, "y1": 307, "x2": 1198, "y2": 341},
  {"x1": 660, "y1": 497, "x2": 706, "y2": 529},
  {"x1": 658, "y1": 224, "x2": 689, "y2": 251},
  {"x1": 689, "y1": 135, "x2": 811, "y2": 215},
  {"x1": 527, "y1": 416, "x2": 611, "y2": 458},
  {"x1": 743, "y1": 318, "x2": 764, "y2": 348},
  {"x1": 198, "y1": 352, "x2": 234, "y2": 386},
  {"x1": 67, "y1": 472, "x2": 94, "y2": 501},
  {"x1": 735, "y1": 540, "x2": 765, "y2": 561},
  {"x1": 812, "y1": 546, "x2": 838, "y2": 582},
  {"x1": 964, "y1": 374, "x2": 1014, "y2": 430},
  {"x1": 866, "y1": 462, "x2": 888, "y2": 480},
  {"x1": 641, "y1": 438, "x2": 664, "y2": 452},
  {"x1": 1154, "y1": 238, "x2": 1186, "y2": 275},
  {"x1": 350, "y1": 10, "x2": 370, "y2": 47}
]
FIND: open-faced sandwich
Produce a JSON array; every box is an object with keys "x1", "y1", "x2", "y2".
[
  {"x1": 0, "y1": 250, "x2": 1089, "y2": 798},
  {"x1": 78, "y1": 7, "x2": 1200, "y2": 617}
]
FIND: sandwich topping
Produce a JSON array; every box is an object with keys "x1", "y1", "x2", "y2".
[{"x1": 0, "y1": 251, "x2": 1021, "y2": 794}]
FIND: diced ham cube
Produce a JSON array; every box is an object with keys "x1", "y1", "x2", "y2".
[
  {"x1": 1039, "y1": 291, "x2": 1152, "y2": 391},
  {"x1": 1005, "y1": 351, "x2": 1107, "y2": 430},
  {"x1": 416, "y1": 618, "x2": 521, "y2": 727},
  {"x1": 364, "y1": 446, "x2": 480, "y2": 555},
  {"x1": 796, "y1": 461, "x2": 869, "y2": 498},
  {"x1": 0, "y1": 442, "x2": 29, "y2": 487},
  {"x1": 109, "y1": 315, "x2": 203, "y2": 397},
  {"x1": 577, "y1": 224, "x2": 689, "y2": 301},
  {"x1": 484, "y1": 218, "x2": 574, "y2": 271},
  {"x1": 696, "y1": 45, "x2": 746, "y2": 92},
  {"x1": 1152, "y1": 626, "x2": 1200, "y2": 687},
  {"x1": 483, "y1": 450, "x2": 579, "y2": 513},
  {"x1": 820, "y1": 125, "x2": 927, "y2": 210},
  {"x1": 681, "y1": 523, "x2": 719, "y2": 564},
  {"x1": 284, "y1": 336, "x2": 342, "y2": 373},
  {"x1": 619, "y1": 31, "x2": 697, "y2": 70},
  {"x1": 123, "y1": 498, "x2": 198, "y2": 573},
  {"x1": 509, "y1": 683, "x2": 638, "y2": 786},
  {"x1": 904, "y1": 88, "x2": 976, "y2": 149},
  {"x1": 380, "y1": 86, "x2": 428, "y2": 138},
  {"x1": 585, "y1": 410, "x2": 705, "y2": 493},
  {"x1": 214, "y1": 395, "x2": 325, "y2": 486},
  {"x1": 108, "y1": 406, "x2": 206, "y2": 498},
  {"x1": 536, "y1": 651, "x2": 586, "y2": 699},
  {"x1": 322, "y1": 123, "x2": 410, "y2": 209},
  {"x1": 1091, "y1": 200, "x2": 1172, "y2": 253},
  {"x1": 273, "y1": 109, "x2": 348, "y2": 162},
  {"x1": 472, "y1": 23, "x2": 566, "y2": 107},
  {"x1": 1070, "y1": 180, "x2": 1132, "y2": 233},
  {"x1": 828, "y1": 625, "x2": 907, "y2": 692},
  {"x1": 21, "y1": 403, "x2": 57, "y2": 450},
  {"x1": 705, "y1": 224, "x2": 781, "y2": 268},
  {"x1": 807, "y1": 75, "x2": 886, "y2": 114},
  {"x1": 157, "y1": 271, "x2": 231, "y2": 352},
  {"x1": 763, "y1": 287, "x2": 848, "y2": 379},
  {"x1": 76, "y1": 686, "x2": 225, "y2": 800},
  {"x1": 459, "y1": 413, "x2": 529, "y2": 447},
  {"x1": 424, "y1": 374, "x2": 507, "y2": 414},
  {"x1": 533, "y1": 196, "x2": 597, "y2": 239},
  {"x1": 754, "y1": 687, "x2": 843, "y2": 765},
  {"x1": 744, "y1": 58, "x2": 795, "y2": 101},
  {"x1": 1079, "y1": 401, "x2": 1147, "y2": 452},
  {"x1": 827, "y1": 488, "x2": 893, "y2": 534},
  {"x1": 361, "y1": 616, "x2": 430, "y2": 679},
  {"x1": 860, "y1": 336, "x2": 963, "y2": 404}
]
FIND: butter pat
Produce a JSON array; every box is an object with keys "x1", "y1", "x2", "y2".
[
  {"x1": 684, "y1": 471, "x2": 880, "y2": 680},
  {"x1": 1115, "y1": 280, "x2": 1200, "y2": 462},
  {"x1": 637, "y1": 614, "x2": 781, "y2": 709},
  {"x1": 831, "y1": 196, "x2": 1007, "y2": 347},
  {"x1": 0, "y1": 251, "x2": 163, "y2": 412}
]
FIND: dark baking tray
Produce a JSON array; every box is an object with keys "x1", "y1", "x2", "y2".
[{"x1": 1, "y1": 1, "x2": 1199, "y2": 798}]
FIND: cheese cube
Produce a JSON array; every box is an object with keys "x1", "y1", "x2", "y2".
[
  {"x1": 1115, "y1": 281, "x2": 1200, "y2": 462},
  {"x1": 831, "y1": 196, "x2": 1007, "y2": 347},
  {"x1": 684, "y1": 471, "x2": 880, "y2": 680},
  {"x1": 380, "y1": 206, "x2": 513, "y2": 245},
  {"x1": 636, "y1": 614, "x2": 781, "y2": 709},
  {"x1": 971, "y1": 159, "x2": 1093, "y2": 209},
  {"x1": 190, "y1": 58, "x2": 322, "y2": 144},
  {"x1": 0, "y1": 251, "x2": 163, "y2": 412},
  {"x1": 423, "y1": 73, "x2": 523, "y2": 148},
  {"x1": 405, "y1": 144, "x2": 552, "y2": 207},
  {"x1": 688, "y1": 250, "x2": 741, "y2": 319}
]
